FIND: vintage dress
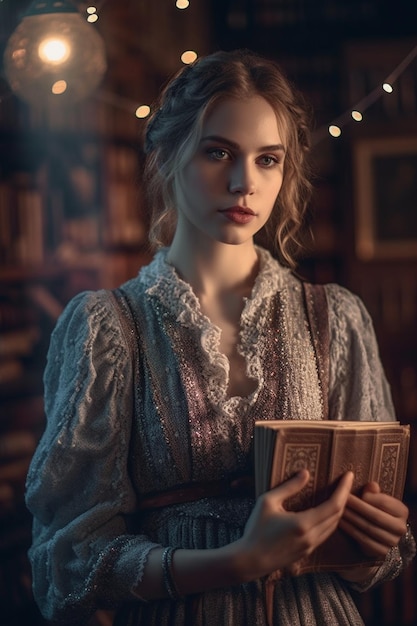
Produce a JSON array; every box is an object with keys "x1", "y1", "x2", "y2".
[{"x1": 26, "y1": 246, "x2": 415, "y2": 625}]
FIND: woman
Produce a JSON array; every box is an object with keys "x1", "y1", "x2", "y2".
[{"x1": 26, "y1": 49, "x2": 415, "y2": 625}]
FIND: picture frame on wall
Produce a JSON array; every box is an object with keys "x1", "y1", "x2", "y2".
[{"x1": 353, "y1": 135, "x2": 417, "y2": 260}]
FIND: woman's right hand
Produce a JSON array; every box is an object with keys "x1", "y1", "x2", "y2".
[
  {"x1": 236, "y1": 469, "x2": 354, "y2": 581},
  {"x1": 137, "y1": 470, "x2": 354, "y2": 600}
]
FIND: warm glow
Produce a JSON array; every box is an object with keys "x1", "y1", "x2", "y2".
[
  {"x1": 87, "y1": 14, "x2": 99, "y2": 23},
  {"x1": 87, "y1": 6, "x2": 97, "y2": 13},
  {"x1": 4, "y1": 11, "x2": 107, "y2": 106},
  {"x1": 383, "y1": 82, "x2": 393, "y2": 93},
  {"x1": 38, "y1": 38, "x2": 70, "y2": 64},
  {"x1": 328, "y1": 125, "x2": 341, "y2": 137},
  {"x1": 136, "y1": 105, "x2": 151, "y2": 118},
  {"x1": 176, "y1": 0, "x2": 190, "y2": 8},
  {"x1": 351, "y1": 110, "x2": 363, "y2": 121},
  {"x1": 181, "y1": 50, "x2": 197, "y2": 64},
  {"x1": 51, "y1": 80, "x2": 67, "y2": 95}
]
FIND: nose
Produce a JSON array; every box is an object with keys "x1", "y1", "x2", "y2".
[{"x1": 228, "y1": 159, "x2": 256, "y2": 195}]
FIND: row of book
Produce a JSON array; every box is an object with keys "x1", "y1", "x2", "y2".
[
  {"x1": 103, "y1": 144, "x2": 147, "y2": 248},
  {"x1": 0, "y1": 183, "x2": 44, "y2": 267},
  {"x1": 0, "y1": 286, "x2": 39, "y2": 389},
  {"x1": 0, "y1": 143, "x2": 148, "y2": 269}
]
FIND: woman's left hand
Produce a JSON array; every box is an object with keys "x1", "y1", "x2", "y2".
[
  {"x1": 340, "y1": 481, "x2": 408, "y2": 557},
  {"x1": 336, "y1": 481, "x2": 409, "y2": 582}
]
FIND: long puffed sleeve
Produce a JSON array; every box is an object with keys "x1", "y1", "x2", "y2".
[
  {"x1": 25, "y1": 290, "x2": 160, "y2": 624},
  {"x1": 326, "y1": 284, "x2": 416, "y2": 585},
  {"x1": 326, "y1": 284, "x2": 395, "y2": 422}
]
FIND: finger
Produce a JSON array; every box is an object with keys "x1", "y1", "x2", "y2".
[
  {"x1": 344, "y1": 500, "x2": 407, "y2": 537},
  {"x1": 331, "y1": 471, "x2": 355, "y2": 505},
  {"x1": 339, "y1": 517, "x2": 392, "y2": 558},
  {"x1": 296, "y1": 472, "x2": 354, "y2": 545},
  {"x1": 362, "y1": 492, "x2": 409, "y2": 519},
  {"x1": 269, "y1": 469, "x2": 310, "y2": 502},
  {"x1": 308, "y1": 506, "x2": 345, "y2": 545},
  {"x1": 314, "y1": 471, "x2": 354, "y2": 516},
  {"x1": 303, "y1": 471, "x2": 353, "y2": 526},
  {"x1": 292, "y1": 502, "x2": 347, "y2": 559},
  {"x1": 347, "y1": 491, "x2": 409, "y2": 521},
  {"x1": 342, "y1": 506, "x2": 403, "y2": 547}
]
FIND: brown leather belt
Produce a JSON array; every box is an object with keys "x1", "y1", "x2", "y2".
[{"x1": 138, "y1": 475, "x2": 255, "y2": 510}]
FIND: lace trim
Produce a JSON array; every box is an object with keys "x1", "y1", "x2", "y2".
[{"x1": 140, "y1": 247, "x2": 291, "y2": 415}]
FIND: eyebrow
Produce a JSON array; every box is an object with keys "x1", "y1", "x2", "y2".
[{"x1": 200, "y1": 134, "x2": 286, "y2": 153}]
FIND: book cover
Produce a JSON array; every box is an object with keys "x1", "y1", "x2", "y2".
[{"x1": 254, "y1": 420, "x2": 410, "y2": 573}]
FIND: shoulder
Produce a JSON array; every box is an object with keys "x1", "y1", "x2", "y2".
[
  {"x1": 44, "y1": 289, "x2": 137, "y2": 418},
  {"x1": 324, "y1": 283, "x2": 374, "y2": 333},
  {"x1": 323, "y1": 282, "x2": 382, "y2": 371},
  {"x1": 53, "y1": 289, "x2": 118, "y2": 339},
  {"x1": 323, "y1": 283, "x2": 395, "y2": 420},
  {"x1": 49, "y1": 288, "x2": 139, "y2": 368}
]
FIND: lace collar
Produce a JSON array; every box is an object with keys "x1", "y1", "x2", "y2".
[
  {"x1": 138, "y1": 247, "x2": 291, "y2": 411},
  {"x1": 140, "y1": 246, "x2": 290, "y2": 326}
]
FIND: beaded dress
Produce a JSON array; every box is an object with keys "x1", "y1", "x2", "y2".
[{"x1": 26, "y1": 247, "x2": 415, "y2": 625}]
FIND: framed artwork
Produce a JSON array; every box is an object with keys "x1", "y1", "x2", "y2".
[{"x1": 353, "y1": 135, "x2": 417, "y2": 260}]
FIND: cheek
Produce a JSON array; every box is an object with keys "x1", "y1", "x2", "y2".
[
  {"x1": 177, "y1": 169, "x2": 207, "y2": 213},
  {"x1": 268, "y1": 176, "x2": 283, "y2": 203},
  {"x1": 184, "y1": 164, "x2": 218, "y2": 199}
]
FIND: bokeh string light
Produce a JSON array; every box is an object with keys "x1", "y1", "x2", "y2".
[
  {"x1": 181, "y1": 50, "x2": 198, "y2": 64},
  {"x1": 1, "y1": 0, "x2": 196, "y2": 116},
  {"x1": 95, "y1": 0, "x2": 197, "y2": 120},
  {"x1": 86, "y1": 6, "x2": 99, "y2": 24},
  {"x1": 312, "y1": 42, "x2": 417, "y2": 145},
  {"x1": 100, "y1": 39, "x2": 416, "y2": 133},
  {"x1": 1, "y1": 1, "x2": 415, "y2": 134}
]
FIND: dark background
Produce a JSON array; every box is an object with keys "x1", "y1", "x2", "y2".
[{"x1": 0, "y1": 1, "x2": 416, "y2": 624}]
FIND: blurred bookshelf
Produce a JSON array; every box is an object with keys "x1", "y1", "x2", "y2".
[{"x1": 0, "y1": 93, "x2": 152, "y2": 624}]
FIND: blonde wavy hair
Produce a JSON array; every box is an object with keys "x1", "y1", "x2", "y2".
[{"x1": 143, "y1": 49, "x2": 312, "y2": 268}]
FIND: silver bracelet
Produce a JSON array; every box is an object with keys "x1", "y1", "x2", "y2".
[{"x1": 162, "y1": 547, "x2": 182, "y2": 600}]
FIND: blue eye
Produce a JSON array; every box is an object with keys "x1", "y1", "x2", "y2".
[
  {"x1": 207, "y1": 148, "x2": 229, "y2": 160},
  {"x1": 258, "y1": 155, "x2": 280, "y2": 167}
]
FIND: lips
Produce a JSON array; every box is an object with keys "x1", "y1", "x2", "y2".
[
  {"x1": 221, "y1": 205, "x2": 255, "y2": 215},
  {"x1": 219, "y1": 206, "x2": 256, "y2": 224}
]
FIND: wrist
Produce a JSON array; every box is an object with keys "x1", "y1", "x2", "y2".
[
  {"x1": 225, "y1": 537, "x2": 267, "y2": 584},
  {"x1": 337, "y1": 565, "x2": 379, "y2": 583},
  {"x1": 162, "y1": 547, "x2": 183, "y2": 600}
]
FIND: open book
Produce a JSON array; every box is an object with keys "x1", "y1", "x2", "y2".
[{"x1": 254, "y1": 420, "x2": 410, "y2": 573}]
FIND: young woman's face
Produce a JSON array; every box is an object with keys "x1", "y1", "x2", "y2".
[{"x1": 175, "y1": 95, "x2": 286, "y2": 247}]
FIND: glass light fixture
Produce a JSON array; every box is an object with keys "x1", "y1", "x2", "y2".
[{"x1": 3, "y1": 0, "x2": 107, "y2": 106}]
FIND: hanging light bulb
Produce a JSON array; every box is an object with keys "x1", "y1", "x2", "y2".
[{"x1": 3, "y1": 0, "x2": 107, "y2": 106}]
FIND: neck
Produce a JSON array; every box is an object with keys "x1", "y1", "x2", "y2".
[{"x1": 166, "y1": 237, "x2": 259, "y2": 298}]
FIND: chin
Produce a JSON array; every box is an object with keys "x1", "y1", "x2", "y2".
[{"x1": 215, "y1": 233, "x2": 255, "y2": 246}]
